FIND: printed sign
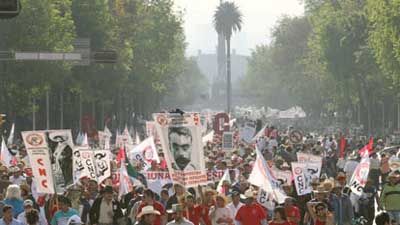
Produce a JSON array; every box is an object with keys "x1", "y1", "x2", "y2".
[
  {"x1": 289, "y1": 130, "x2": 303, "y2": 144},
  {"x1": 153, "y1": 113, "x2": 207, "y2": 187},
  {"x1": 291, "y1": 162, "x2": 310, "y2": 196},
  {"x1": 239, "y1": 121, "x2": 256, "y2": 143},
  {"x1": 128, "y1": 137, "x2": 159, "y2": 170},
  {"x1": 22, "y1": 131, "x2": 47, "y2": 149},
  {"x1": 222, "y1": 132, "x2": 234, "y2": 150},
  {"x1": 26, "y1": 148, "x2": 55, "y2": 194}
]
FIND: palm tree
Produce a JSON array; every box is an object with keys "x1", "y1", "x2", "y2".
[{"x1": 213, "y1": 1, "x2": 242, "y2": 113}]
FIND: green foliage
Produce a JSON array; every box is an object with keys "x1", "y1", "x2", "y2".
[{"x1": 213, "y1": 2, "x2": 243, "y2": 40}]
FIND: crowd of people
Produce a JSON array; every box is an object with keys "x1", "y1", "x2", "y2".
[{"x1": 0, "y1": 120, "x2": 399, "y2": 225}]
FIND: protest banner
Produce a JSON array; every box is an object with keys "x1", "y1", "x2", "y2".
[
  {"x1": 291, "y1": 162, "x2": 310, "y2": 195},
  {"x1": 289, "y1": 130, "x2": 303, "y2": 144},
  {"x1": 98, "y1": 131, "x2": 111, "y2": 150},
  {"x1": 128, "y1": 137, "x2": 159, "y2": 170},
  {"x1": 222, "y1": 132, "x2": 234, "y2": 150},
  {"x1": 26, "y1": 148, "x2": 55, "y2": 194},
  {"x1": 143, "y1": 171, "x2": 173, "y2": 195},
  {"x1": 79, "y1": 150, "x2": 97, "y2": 181},
  {"x1": 153, "y1": 112, "x2": 207, "y2": 187},
  {"x1": 93, "y1": 150, "x2": 111, "y2": 184},
  {"x1": 271, "y1": 167, "x2": 293, "y2": 185}
]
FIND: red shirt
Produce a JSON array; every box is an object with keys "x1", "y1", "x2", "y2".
[
  {"x1": 235, "y1": 204, "x2": 267, "y2": 225},
  {"x1": 138, "y1": 201, "x2": 165, "y2": 225},
  {"x1": 285, "y1": 206, "x2": 301, "y2": 225},
  {"x1": 186, "y1": 205, "x2": 202, "y2": 225},
  {"x1": 201, "y1": 202, "x2": 214, "y2": 225}
]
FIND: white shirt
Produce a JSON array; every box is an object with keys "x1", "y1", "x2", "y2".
[
  {"x1": 10, "y1": 176, "x2": 26, "y2": 185},
  {"x1": 227, "y1": 202, "x2": 243, "y2": 224},
  {"x1": 210, "y1": 206, "x2": 233, "y2": 225},
  {"x1": 17, "y1": 211, "x2": 48, "y2": 225},
  {"x1": 166, "y1": 218, "x2": 194, "y2": 225}
]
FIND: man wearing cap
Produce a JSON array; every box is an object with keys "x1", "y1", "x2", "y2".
[
  {"x1": 0, "y1": 205, "x2": 22, "y2": 225},
  {"x1": 136, "y1": 205, "x2": 161, "y2": 225},
  {"x1": 284, "y1": 198, "x2": 300, "y2": 225},
  {"x1": 331, "y1": 182, "x2": 353, "y2": 225},
  {"x1": 166, "y1": 204, "x2": 193, "y2": 225},
  {"x1": 226, "y1": 191, "x2": 243, "y2": 225},
  {"x1": 17, "y1": 200, "x2": 48, "y2": 225},
  {"x1": 235, "y1": 189, "x2": 267, "y2": 225},
  {"x1": 380, "y1": 172, "x2": 400, "y2": 224},
  {"x1": 50, "y1": 196, "x2": 79, "y2": 225},
  {"x1": 89, "y1": 186, "x2": 123, "y2": 225}
]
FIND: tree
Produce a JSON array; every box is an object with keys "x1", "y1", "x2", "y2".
[{"x1": 213, "y1": 1, "x2": 242, "y2": 113}]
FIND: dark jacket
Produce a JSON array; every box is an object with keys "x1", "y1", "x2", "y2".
[{"x1": 89, "y1": 197, "x2": 123, "y2": 225}]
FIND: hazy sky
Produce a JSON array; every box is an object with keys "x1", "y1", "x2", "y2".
[{"x1": 173, "y1": 0, "x2": 304, "y2": 56}]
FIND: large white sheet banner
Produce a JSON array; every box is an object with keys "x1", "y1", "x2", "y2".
[
  {"x1": 257, "y1": 189, "x2": 276, "y2": 211},
  {"x1": 128, "y1": 137, "x2": 159, "y2": 170},
  {"x1": 348, "y1": 153, "x2": 370, "y2": 196},
  {"x1": 143, "y1": 172, "x2": 173, "y2": 195},
  {"x1": 153, "y1": 113, "x2": 207, "y2": 187},
  {"x1": 78, "y1": 150, "x2": 97, "y2": 181}
]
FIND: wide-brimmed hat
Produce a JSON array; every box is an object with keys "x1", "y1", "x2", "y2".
[
  {"x1": 322, "y1": 178, "x2": 335, "y2": 192},
  {"x1": 310, "y1": 177, "x2": 320, "y2": 185},
  {"x1": 240, "y1": 189, "x2": 255, "y2": 199},
  {"x1": 313, "y1": 186, "x2": 329, "y2": 194},
  {"x1": 138, "y1": 205, "x2": 161, "y2": 217},
  {"x1": 166, "y1": 204, "x2": 183, "y2": 214},
  {"x1": 103, "y1": 185, "x2": 113, "y2": 194},
  {"x1": 388, "y1": 171, "x2": 400, "y2": 179},
  {"x1": 204, "y1": 188, "x2": 217, "y2": 195},
  {"x1": 23, "y1": 199, "x2": 34, "y2": 207}
]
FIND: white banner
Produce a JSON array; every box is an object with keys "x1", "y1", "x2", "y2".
[
  {"x1": 93, "y1": 150, "x2": 111, "y2": 184},
  {"x1": 128, "y1": 137, "x2": 159, "y2": 170},
  {"x1": 153, "y1": 113, "x2": 207, "y2": 187},
  {"x1": 79, "y1": 150, "x2": 97, "y2": 181},
  {"x1": 271, "y1": 167, "x2": 293, "y2": 185},
  {"x1": 348, "y1": 153, "x2": 370, "y2": 196},
  {"x1": 291, "y1": 162, "x2": 310, "y2": 196},
  {"x1": 143, "y1": 172, "x2": 173, "y2": 195},
  {"x1": 257, "y1": 189, "x2": 275, "y2": 211},
  {"x1": 26, "y1": 148, "x2": 54, "y2": 194}
]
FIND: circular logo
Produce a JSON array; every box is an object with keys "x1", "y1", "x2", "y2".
[
  {"x1": 26, "y1": 133, "x2": 44, "y2": 147},
  {"x1": 290, "y1": 130, "x2": 303, "y2": 143},
  {"x1": 157, "y1": 115, "x2": 167, "y2": 126},
  {"x1": 294, "y1": 167, "x2": 302, "y2": 175},
  {"x1": 355, "y1": 162, "x2": 369, "y2": 184}
]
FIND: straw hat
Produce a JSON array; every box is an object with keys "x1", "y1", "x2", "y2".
[
  {"x1": 166, "y1": 204, "x2": 184, "y2": 214},
  {"x1": 388, "y1": 171, "x2": 400, "y2": 179},
  {"x1": 322, "y1": 178, "x2": 335, "y2": 192},
  {"x1": 240, "y1": 188, "x2": 255, "y2": 199},
  {"x1": 313, "y1": 186, "x2": 329, "y2": 194},
  {"x1": 137, "y1": 205, "x2": 161, "y2": 217}
]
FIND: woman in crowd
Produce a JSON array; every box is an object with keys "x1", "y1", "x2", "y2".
[
  {"x1": 269, "y1": 207, "x2": 290, "y2": 225},
  {"x1": 306, "y1": 202, "x2": 334, "y2": 225},
  {"x1": 209, "y1": 195, "x2": 233, "y2": 225}
]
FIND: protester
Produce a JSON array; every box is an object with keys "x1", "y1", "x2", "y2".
[
  {"x1": 306, "y1": 202, "x2": 334, "y2": 225},
  {"x1": 89, "y1": 186, "x2": 123, "y2": 225},
  {"x1": 283, "y1": 198, "x2": 300, "y2": 225},
  {"x1": 3, "y1": 184, "x2": 24, "y2": 218},
  {"x1": 380, "y1": 172, "x2": 400, "y2": 224},
  {"x1": 17, "y1": 200, "x2": 47, "y2": 225},
  {"x1": 226, "y1": 191, "x2": 243, "y2": 225},
  {"x1": 166, "y1": 204, "x2": 193, "y2": 225},
  {"x1": 25, "y1": 209, "x2": 39, "y2": 225},
  {"x1": 209, "y1": 195, "x2": 233, "y2": 225},
  {"x1": 137, "y1": 189, "x2": 166, "y2": 225},
  {"x1": 269, "y1": 207, "x2": 290, "y2": 225},
  {"x1": 184, "y1": 195, "x2": 202, "y2": 225},
  {"x1": 375, "y1": 212, "x2": 392, "y2": 225},
  {"x1": 51, "y1": 197, "x2": 79, "y2": 225},
  {"x1": 0, "y1": 205, "x2": 23, "y2": 225},
  {"x1": 136, "y1": 206, "x2": 161, "y2": 225},
  {"x1": 235, "y1": 189, "x2": 267, "y2": 225}
]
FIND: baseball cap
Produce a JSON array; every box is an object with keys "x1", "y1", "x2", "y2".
[{"x1": 23, "y1": 200, "x2": 33, "y2": 207}]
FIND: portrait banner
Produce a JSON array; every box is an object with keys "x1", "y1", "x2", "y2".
[
  {"x1": 153, "y1": 113, "x2": 207, "y2": 187},
  {"x1": 239, "y1": 121, "x2": 256, "y2": 143},
  {"x1": 26, "y1": 148, "x2": 55, "y2": 194},
  {"x1": 128, "y1": 137, "x2": 159, "y2": 171},
  {"x1": 93, "y1": 150, "x2": 111, "y2": 184}
]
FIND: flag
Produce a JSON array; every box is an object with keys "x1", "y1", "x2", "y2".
[
  {"x1": 7, "y1": 123, "x2": 14, "y2": 146},
  {"x1": 128, "y1": 136, "x2": 159, "y2": 170},
  {"x1": 123, "y1": 126, "x2": 134, "y2": 146},
  {"x1": 359, "y1": 137, "x2": 373, "y2": 156},
  {"x1": 135, "y1": 132, "x2": 141, "y2": 145},
  {"x1": 75, "y1": 132, "x2": 83, "y2": 145},
  {"x1": 217, "y1": 169, "x2": 231, "y2": 194},
  {"x1": 118, "y1": 159, "x2": 132, "y2": 199},
  {"x1": 1, "y1": 137, "x2": 14, "y2": 167},
  {"x1": 248, "y1": 146, "x2": 287, "y2": 203},
  {"x1": 339, "y1": 136, "x2": 346, "y2": 158},
  {"x1": 348, "y1": 149, "x2": 370, "y2": 196}
]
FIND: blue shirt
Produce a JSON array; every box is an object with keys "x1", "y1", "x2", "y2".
[
  {"x1": 50, "y1": 208, "x2": 79, "y2": 225},
  {"x1": 0, "y1": 218, "x2": 23, "y2": 225},
  {"x1": 2, "y1": 199, "x2": 24, "y2": 218}
]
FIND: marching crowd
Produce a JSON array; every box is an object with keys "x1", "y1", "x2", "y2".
[{"x1": 0, "y1": 123, "x2": 399, "y2": 225}]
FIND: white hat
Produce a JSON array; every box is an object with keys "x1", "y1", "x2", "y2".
[
  {"x1": 137, "y1": 205, "x2": 161, "y2": 218},
  {"x1": 67, "y1": 215, "x2": 82, "y2": 225},
  {"x1": 240, "y1": 189, "x2": 255, "y2": 199}
]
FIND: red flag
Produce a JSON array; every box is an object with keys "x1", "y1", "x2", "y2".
[
  {"x1": 339, "y1": 136, "x2": 346, "y2": 158},
  {"x1": 116, "y1": 147, "x2": 126, "y2": 164},
  {"x1": 359, "y1": 137, "x2": 373, "y2": 156}
]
